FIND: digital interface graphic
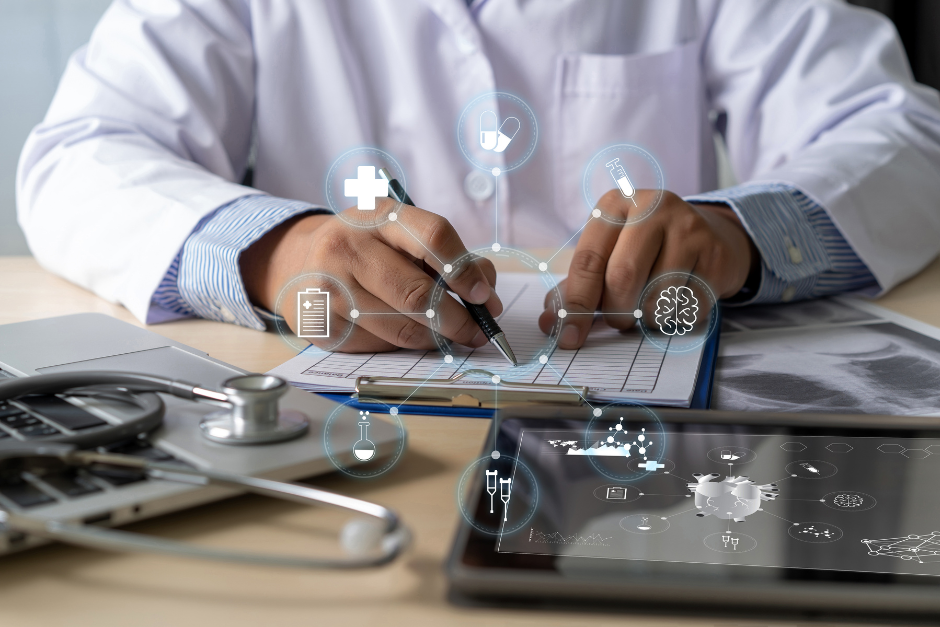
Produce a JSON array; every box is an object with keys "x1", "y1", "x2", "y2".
[{"x1": 493, "y1": 428, "x2": 940, "y2": 578}]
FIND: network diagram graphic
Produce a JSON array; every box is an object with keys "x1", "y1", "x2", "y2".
[{"x1": 864, "y1": 532, "x2": 940, "y2": 564}]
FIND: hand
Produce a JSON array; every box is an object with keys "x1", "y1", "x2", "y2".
[
  {"x1": 539, "y1": 189, "x2": 758, "y2": 348},
  {"x1": 241, "y1": 200, "x2": 502, "y2": 352}
]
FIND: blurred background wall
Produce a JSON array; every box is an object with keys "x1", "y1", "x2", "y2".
[{"x1": 0, "y1": 0, "x2": 937, "y2": 256}]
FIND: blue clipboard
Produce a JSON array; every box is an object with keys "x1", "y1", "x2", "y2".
[{"x1": 319, "y1": 312, "x2": 721, "y2": 417}]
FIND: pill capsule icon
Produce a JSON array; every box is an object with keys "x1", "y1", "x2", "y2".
[
  {"x1": 493, "y1": 117, "x2": 520, "y2": 153},
  {"x1": 480, "y1": 111, "x2": 498, "y2": 151}
]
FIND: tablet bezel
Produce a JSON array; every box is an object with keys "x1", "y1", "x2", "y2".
[{"x1": 446, "y1": 407, "x2": 940, "y2": 615}]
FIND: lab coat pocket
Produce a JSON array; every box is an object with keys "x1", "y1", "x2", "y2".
[{"x1": 553, "y1": 42, "x2": 704, "y2": 231}]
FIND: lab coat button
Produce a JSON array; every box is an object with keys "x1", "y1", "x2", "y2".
[
  {"x1": 217, "y1": 304, "x2": 235, "y2": 322},
  {"x1": 788, "y1": 245, "x2": 803, "y2": 264},
  {"x1": 781, "y1": 286, "x2": 796, "y2": 302},
  {"x1": 464, "y1": 170, "x2": 495, "y2": 201}
]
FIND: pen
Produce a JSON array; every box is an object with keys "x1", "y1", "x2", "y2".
[{"x1": 378, "y1": 168, "x2": 518, "y2": 366}]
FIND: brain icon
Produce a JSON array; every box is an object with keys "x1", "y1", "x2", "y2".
[
  {"x1": 688, "y1": 473, "x2": 778, "y2": 522},
  {"x1": 833, "y1": 493, "x2": 864, "y2": 508},
  {"x1": 654, "y1": 286, "x2": 698, "y2": 335}
]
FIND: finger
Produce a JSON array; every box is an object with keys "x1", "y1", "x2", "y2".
[
  {"x1": 554, "y1": 216, "x2": 622, "y2": 349},
  {"x1": 317, "y1": 324, "x2": 397, "y2": 353},
  {"x1": 381, "y1": 205, "x2": 501, "y2": 308},
  {"x1": 600, "y1": 223, "x2": 664, "y2": 330},
  {"x1": 355, "y1": 243, "x2": 488, "y2": 348}
]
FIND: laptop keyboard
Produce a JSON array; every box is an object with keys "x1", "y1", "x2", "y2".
[{"x1": 0, "y1": 395, "x2": 189, "y2": 510}]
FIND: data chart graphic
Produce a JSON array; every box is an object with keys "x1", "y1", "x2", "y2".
[
  {"x1": 864, "y1": 532, "x2": 940, "y2": 563},
  {"x1": 529, "y1": 529, "x2": 612, "y2": 546}
]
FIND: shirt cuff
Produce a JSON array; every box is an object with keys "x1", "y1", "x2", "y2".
[
  {"x1": 685, "y1": 183, "x2": 876, "y2": 304},
  {"x1": 150, "y1": 195, "x2": 324, "y2": 329}
]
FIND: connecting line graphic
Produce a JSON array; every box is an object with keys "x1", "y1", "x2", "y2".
[
  {"x1": 494, "y1": 172, "x2": 498, "y2": 246},
  {"x1": 545, "y1": 363, "x2": 595, "y2": 411},
  {"x1": 663, "y1": 506, "x2": 699, "y2": 519},
  {"x1": 759, "y1": 508, "x2": 798, "y2": 526},
  {"x1": 393, "y1": 361, "x2": 448, "y2": 410},
  {"x1": 392, "y1": 213, "x2": 446, "y2": 267},
  {"x1": 543, "y1": 216, "x2": 593, "y2": 267}
]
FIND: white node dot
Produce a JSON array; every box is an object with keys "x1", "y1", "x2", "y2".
[
  {"x1": 558, "y1": 308, "x2": 567, "y2": 318},
  {"x1": 425, "y1": 309, "x2": 435, "y2": 318},
  {"x1": 390, "y1": 407, "x2": 399, "y2": 416},
  {"x1": 538, "y1": 262, "x2": 548, "y2": 272},
  {"x1": 592, "y1": 208, "x2": 602, "y2": 219},
  {"x1": 593, "y1": 408, "x2": 602, "y2": 417},
  {"x1": 791, "y1": 474, "x2": 798, "y2": 477},
  {"x1": 638, "y1": 434, "x2": 645, "y2": 442},
  {"x1": 492, "y1": 243, "x2": 501, "y2": 252},
  {"x1": 491, "y1": 167, "x2": 501, "y2": 176},
  {"x1": 633, "y1": 309, "x2": 643, "y2": 318},
  {"x1": 491, "y1": 375, "x2": 501, "y2": 384},
  {"x1": 443, "y1": 264, "x2": 453, "y2": 273},
  {"x1": 350, "y1": 309, "x2": 360, "y2": 319},
  {"x1": 661, "y1": 517, "x2": 667, "y2": 520},
  {"x1": 615, "y1": 424, "x2": 623, "y2": 431},
  {"x1": 639, "y1": 447, "x2": 646, "y2": 455},
  {"x1": 388, "y1": 212, "x2": 398, "y2": 221},
  {"x1": 444, "y1": 354, "x2": 454, "y2": 363},
  {"x1": 538, "y1": 354, "x2": 548, "y2": 364},
  {"x1": 607, "y1": 436, "x2": 614, "y2": 443},
  {"x1": 491, "y1": 451, "x2": 501, "y2": 460}
]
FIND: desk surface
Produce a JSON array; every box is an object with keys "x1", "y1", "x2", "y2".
[{"x1": 1, "y1": 254, "x2": 939, "y2": 627}]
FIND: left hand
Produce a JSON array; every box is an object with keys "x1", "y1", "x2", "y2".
[{"x1": 539, "y1": 189, "x2": 759, "y2": 349}]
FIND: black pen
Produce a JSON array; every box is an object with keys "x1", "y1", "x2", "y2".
[{"x1": 378, "y1": 168, "x2": 518, "y2": 366}]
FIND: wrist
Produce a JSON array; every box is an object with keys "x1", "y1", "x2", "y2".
[
  {"x1": 691, "y1": 202, "x2": 760, "y2": 296},
  {"x1": 240, "y1": 213, "x2": 332, "y2": 311}
]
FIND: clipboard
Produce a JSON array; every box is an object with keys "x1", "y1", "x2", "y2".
[{"x1": 318, "y1": 313, "x2": 721, "y2": 417}]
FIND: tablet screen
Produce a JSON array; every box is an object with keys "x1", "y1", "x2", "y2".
[{"x1": 464, "y1": 415, "x2": 940, "y2": 584}]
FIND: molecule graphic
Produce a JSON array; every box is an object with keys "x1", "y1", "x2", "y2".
[
  {"x1": 800, "y1": 525, "x2": 835, "y2": 539},
  {"x1": 864, "y1": 532, "x2": 940, "y2": 563},
  {"x1": 606, "y1": 417, "x2": 650, "y2": 458},
  {"x1": 832, "y1": 493, "x2": 865, "y2": 509}
]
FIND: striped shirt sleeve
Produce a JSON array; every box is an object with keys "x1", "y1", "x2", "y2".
[
  {"x1": 149, "y1": 195, "x2": 323, "y2": 329},
  {"x1": 685, "y1": 183, "x2": 877, "y2": 304}
]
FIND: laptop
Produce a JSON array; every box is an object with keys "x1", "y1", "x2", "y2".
[{"x1": 0, "y1": 313, "x2": 400, "y2": 555}]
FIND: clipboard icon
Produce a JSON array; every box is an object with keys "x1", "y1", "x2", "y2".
[{"x1": 355, "y1": 369, "x2": 587, "y2": 409}]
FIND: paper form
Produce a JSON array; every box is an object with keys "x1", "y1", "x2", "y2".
[{"x1": 269, "y1": 273, "x2": 704, "y2": 406}]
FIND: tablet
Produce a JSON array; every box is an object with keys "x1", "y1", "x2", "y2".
[{"x1": 446, "y1": 406, "x2": 940, "y2": 616}]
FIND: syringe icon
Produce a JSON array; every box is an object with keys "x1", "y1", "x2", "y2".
[{"x1": 605, "y1": 158, "x2": 638, "y2": 207}]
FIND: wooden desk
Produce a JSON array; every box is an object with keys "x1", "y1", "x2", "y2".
[{"x1": 1, "y1": 255, "x2": 938, "y2": 627}]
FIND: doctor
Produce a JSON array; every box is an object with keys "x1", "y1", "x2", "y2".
[{"x1": 17, "y1": 0, "x2": 940, "y2": 352}]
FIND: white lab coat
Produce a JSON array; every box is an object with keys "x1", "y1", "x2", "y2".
[{"x1": 17, "y1": 0, "x2": 940, "y2": 323}]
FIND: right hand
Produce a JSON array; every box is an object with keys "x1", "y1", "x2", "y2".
[{"x1": 240, "y1": 199, "x2": 502, "y2": 352}]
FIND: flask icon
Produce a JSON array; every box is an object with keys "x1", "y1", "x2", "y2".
[
  {"x1": 605, "y1": 158, "x2": 638, "y2": 207},
  {"x1": 353, "y1": 410, "x2": 376, "y2": 462}
]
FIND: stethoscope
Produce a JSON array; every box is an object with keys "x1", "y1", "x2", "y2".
[{"x1": 0, "y1": 372, "x2": 411, "y2": 569}]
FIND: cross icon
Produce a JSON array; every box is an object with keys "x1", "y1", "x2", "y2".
[
  {"x1": 344, "y1": 165, "x2": 388, "y2": 210},
  {"x1": 302, "y1": 300, "x2": 312, "y2": 309},
  {"x1": 639, "y1": 460, "x2": 665, "y2": 471}
]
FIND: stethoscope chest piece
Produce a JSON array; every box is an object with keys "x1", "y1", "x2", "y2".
[{"x1": 200, "y1": 374, "x2": 309, "y2": 445}]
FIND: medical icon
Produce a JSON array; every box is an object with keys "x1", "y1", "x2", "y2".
[
  {"x1": 479, "y1": 111, "x2": 519, "y2": 153},
  {"x1": 654, "y1": 286, "x2": 698, "y2": 336},
  {"x1": 689, "y1": 473, "x2": 777, "y2": 522},
  {"x1": 500, "y1": 477, "x2": 512, "y2": 522},
  {"x1": 785, "y1": 459, "x2": 838, "y2": 479},
  {"x1": 297, "y1": 288, "x2": 330, "y2": 338},
  {"x1": 353, "y1": 411, "x2": 376, "y2": 462},
  {"x1": 486, "y1": 470, "x2": 498, "y2": 513},
  {"x1": 606, "y1": 486, "x2": 627, "y2": 500},
  {"x1": 704, "y1": 532, "x2": 757, "y2": 553},
  {"x1": 721, "y1": 450, "x2": 742, "y2": 461},
  {"x1": 823, "y1": 490, "x2": 876, "y2": 512},
  {"x1": 706, "y1": 446, "x2": 757, "y2": 465},
  {"x1": 605, "y1": 158, "x2": 638, "y2": 207},
  {"x1": 344, "y1": 165, "x2": 389, "y2": 210},
  {"x1": 620, "y1": 513, "x2": 670, "y2": 534},
  {"x1": 638, "y1": 460, "x2": 665, "y2": 471}
]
